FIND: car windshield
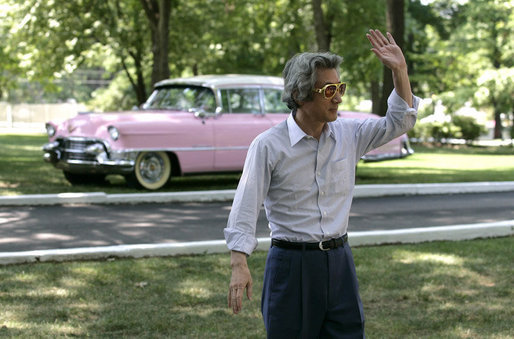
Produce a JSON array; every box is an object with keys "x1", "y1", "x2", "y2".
[{"x1": 142, "y1": 85, "x2": 216, "y2": 112}]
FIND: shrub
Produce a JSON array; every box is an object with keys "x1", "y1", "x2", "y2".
[
  {"x1": 427, "y1": 121, "x2": 460, "y2": 142},
  {"x1": 412, "y1": 116, "x2": 486, "y2": 144},
  {"x1": 452, "y1": 115, "x2": 486, "y2": 143}
]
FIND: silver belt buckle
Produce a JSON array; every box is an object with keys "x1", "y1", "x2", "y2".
[{"x1": 319, "y1": 240, "x2": 330, "y2": 251}]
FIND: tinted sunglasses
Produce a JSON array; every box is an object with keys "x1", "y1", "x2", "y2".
[{"x1": 313, "y1": 82, "x2": 347, "y2": 100}]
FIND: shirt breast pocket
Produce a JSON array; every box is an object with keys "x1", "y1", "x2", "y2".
[{"x1": 327, "y1": 158, "x2": 352, "y2": 195}]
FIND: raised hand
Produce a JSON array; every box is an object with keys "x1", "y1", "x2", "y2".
[{"x1": 366, "y1": 29, "x2": 407, "y2": 72}]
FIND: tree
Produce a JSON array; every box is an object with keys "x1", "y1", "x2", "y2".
[
  {"x1": 463, "y1": 0, "x2": 513, "y2": 138},
  {"x1": 311, "y1": 0, "x2": 332, "y2": 52},
  {"x1": 101, "y1": 0, "x2": 152, "y2": 105},
  {"x1": 166, "y1": 0, "x2": 314, "y2": 77},
  {"x1": 0, "y1": 2, "x2": 22, "y2": 100},
  {"x1": 377, "y1": 0, "x2": 405, "y2": 116},
  {"x1": 140, "y1": 0, "x2": 173, "y2": 86},
  {"x1": 5, "y1": 0, "x2": 175, "y2": 106},
  {"x1": 407, "y1": 0, "x2": 514, "y2": 138}
]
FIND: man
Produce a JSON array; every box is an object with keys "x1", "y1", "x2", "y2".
[{"x1": 224, "y1": 29, "x2": 420, "y2": 338}]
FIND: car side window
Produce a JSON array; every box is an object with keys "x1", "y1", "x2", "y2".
[
  {"x1": 143, "y1": 86, "x2": 215, "y2": 112},
  {"x1": 220, "y1": 88, "x2": 261, "y2": 114},
  {"x1": 263, "y1": 88, "x2": 290, "y2": 113}
]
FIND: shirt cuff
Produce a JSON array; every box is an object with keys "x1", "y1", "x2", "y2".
[
  {"x1": 387, "y1": 89, "x2": 420, "y2": 114},
  {"x1": 224, "y1": 228, "x2": 258, "y2": 256}
]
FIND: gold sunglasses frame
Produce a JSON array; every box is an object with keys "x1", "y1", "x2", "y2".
[{"x1": 312, "y1": 82, "x2": 347, "y2": 100}]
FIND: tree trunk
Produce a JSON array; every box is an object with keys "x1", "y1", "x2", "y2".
[
  {"x1": 511, "y1": 110, "x2": 514, "y2": 139},
  {"x1": 141, "y1": 0, "x2": 172, "y2": 86},
  {"x1": 490, "y1": 22, "x2": 503, "y2": 139},
  {"x1": 492, "y1": 96, "x2": 503, "y2": 139},
  {"x1": 377, "y1": 0, "x2": 405, "y2": 116},
  {"x1": 121, "y1": 52, "x2": 147, "y2": 106},
  {"x1": 371, "y1": 80, "x2": 380, "y2": 115},
  {"x1": 134, "y1": 51, "x2": 147, "y2": 104},
  {"x1": 311, "y1": 0, "x2": 331, "y2": 51}
]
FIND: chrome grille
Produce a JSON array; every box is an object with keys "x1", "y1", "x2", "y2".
[{"x1": 59, "y1": 137, "x2": 105, "y2": 162}]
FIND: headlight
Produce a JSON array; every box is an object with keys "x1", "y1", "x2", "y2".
[
  {"x1": 46, "y1": 123, "x2": 56, "y2": 137},
  {"x1": 108, "y1": 126, "x2": 119, "y2": 141}
]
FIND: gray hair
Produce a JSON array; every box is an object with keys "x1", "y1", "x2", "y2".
[{"x1": 282, "y1": 52, "x2": 343, "y2": 111}]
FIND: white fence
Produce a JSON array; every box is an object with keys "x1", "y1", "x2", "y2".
[{"x1": 0, "y1": 102, "x2": 87, "y2": 132}]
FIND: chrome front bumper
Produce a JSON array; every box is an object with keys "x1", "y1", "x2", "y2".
[{"x1": 43, "y1": 137, "x2": 136, "y2": 175}]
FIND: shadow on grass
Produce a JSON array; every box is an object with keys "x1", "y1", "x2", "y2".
[
  {"x1": 0, "y1": 254, "x2": 266, "y2": 337},
  {"x1": 356, "y1": 238, "x2": 512, "y2": 338},
  {"x1": 0, "y1": 238, "x2": 512, "y2": 338}
]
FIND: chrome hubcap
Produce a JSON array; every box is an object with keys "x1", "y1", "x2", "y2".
[{"x1": 138, "y1": 153, "x2": 164, "y2": 182}]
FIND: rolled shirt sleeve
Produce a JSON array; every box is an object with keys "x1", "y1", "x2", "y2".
[
  {"x1": 224, "y1": 135, "x2": 272, "y2": 255},
  {"x1": 355, "y1": 89, "x2": 419, "y2": 160}
]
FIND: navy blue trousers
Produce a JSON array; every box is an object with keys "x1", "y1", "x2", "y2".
[{"x1": 261, "y1": 241, "x2": 365, "y2": 338}]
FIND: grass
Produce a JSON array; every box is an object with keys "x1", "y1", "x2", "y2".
[
  {"x1": 0, "y1": 237, "x2": 512, "y2": 338},
  {"x1": 1, "y1": 134, "x2": 513, "y2": 195},
  {"x1": 357, "y1": 144, "x2": 514, "y2": 184}
]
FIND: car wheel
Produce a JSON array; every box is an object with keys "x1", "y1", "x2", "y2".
[
  {"x1": 63, "y1": 171, "x2": 105, "y2": 185},
  {"x1": 401, "y1": 140, "x2": 414, "y2": 157},
  {"x1": 131, "y1": 151, "x2": 172, "y2": 190}
]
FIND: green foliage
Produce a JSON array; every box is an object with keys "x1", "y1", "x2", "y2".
[
  {"x1": 427, "y1": 121, "x2": 459, "y2": 141},
  {"x1": 452, "y1": 115, "x2": 487, "y2": 143},
  {"x1": 88, "y1": 73, "x2": 138, "y2": 112},
  {"x1": 405, "y1": 0, "x2": 513, "y2": 129},
  {"x1": 411, "y1": 115, "x2": 487, "y2": 144},
  {"x1": 0, "y1": 0, "x2": 512, "y2": 127}
]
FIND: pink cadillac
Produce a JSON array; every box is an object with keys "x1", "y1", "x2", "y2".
[{"x1": 43, "y1": 75, "x2": 413, "y2": 190}]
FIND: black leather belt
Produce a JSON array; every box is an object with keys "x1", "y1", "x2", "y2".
[{"x1": 272, "y1": 234, "x2": 348, "y2": 251}]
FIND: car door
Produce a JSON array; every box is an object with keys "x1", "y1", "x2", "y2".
[
  {"x1": 213, "y1": 87, "x2": 274, "y2": 171},
  {"x1": 144, "y1": 85, "x2": 216, "y2": 173}
]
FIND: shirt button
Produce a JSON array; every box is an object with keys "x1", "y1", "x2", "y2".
[
  {"x1": 321, "y1": 191, "x2": 325, "y2": 196},
  {"x1": 317, "y1": 171, "x2": 321, "y2": 176}
]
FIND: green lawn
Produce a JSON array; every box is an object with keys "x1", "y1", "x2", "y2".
[
  {"x1": 0, "y1": 237, "x2": 512, "y2": 338},
  {"x1": 1, "y1": 134, "x2": 513, "y2": 195},
  {"x1": 357, "y1": 145, "x2": 514, "y2": 184}
]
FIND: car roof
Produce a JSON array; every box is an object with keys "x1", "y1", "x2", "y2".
[{"x1": 154, "y1": 74, "x2": 284, "y2": 88}]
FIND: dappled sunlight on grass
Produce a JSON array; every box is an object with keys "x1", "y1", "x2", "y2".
[
  {"x1": 0, "y1": 238, "x2": 511, "y2": 337},
  {"x1": 26, "y1": 286, "x2": 71, "y2": 298},
  {"x1": 177, "y1": 279, "x2": 214, "y2": 300},
  {"x1": 394, "y1": 250, "x2": 464, "y2": 265},
  {"x1": 357, "y1": 146, "x2": 514, "y2": 184},
  {"x1": 354, "y1": 237, "x2": 512, "y2": 338}
]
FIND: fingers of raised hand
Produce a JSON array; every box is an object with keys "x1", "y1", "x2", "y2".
[
  {"x1": 386, "y1": 32, "x2": 397, "y2": 45},
  {"x1": 367, "y1": 29, "x2": 396, "y2": 49}
]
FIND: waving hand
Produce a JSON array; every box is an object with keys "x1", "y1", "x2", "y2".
[
  {"x1": 366, "y1": 29, "x2": 407, "y2": 72},
  {"x1": 366, "y1": 29, "x2": 412, "y2": 107}
]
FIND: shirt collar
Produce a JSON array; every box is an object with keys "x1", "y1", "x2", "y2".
[
  {"x1": 287, "y1": 114, "x2": 306, "y2": 146},
  {"x1": 287, "y1": 114, "x2": 336, "y2": 147}
]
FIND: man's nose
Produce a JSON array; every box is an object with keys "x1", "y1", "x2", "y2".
[{"x1": 332, "y1": 91, "x2": 343, "y2": 104}]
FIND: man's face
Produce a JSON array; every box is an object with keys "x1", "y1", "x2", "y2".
[{"x1": 300, "y1": 68, "x2": 343, "y2": 123}]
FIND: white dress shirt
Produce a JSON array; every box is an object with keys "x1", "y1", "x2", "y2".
[{"x1": 224, "y1": 90, "x2": 420, "y2": 255}]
